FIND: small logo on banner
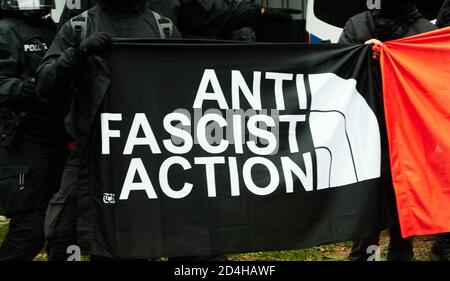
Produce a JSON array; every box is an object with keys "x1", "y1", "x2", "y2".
[{"x1": 103, "y1": 193, "x2": 116, "y2": 204}]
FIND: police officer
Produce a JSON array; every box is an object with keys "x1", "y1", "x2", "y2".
[
  {"x1": 437, "y1": 0, "x2": 450, "y2": 28},
  {"x1": 339, "y1": 0, "x2": 437, "y2": 261},
  {"x1": 57, "y1": 0, "x2": 300, "y2": 40},
  {"x1": 0, "y1": 0, "x2": 69, "y2": 261},
  {"x1": 35, "y1": 0, "x2": 180, "y2": 261}
]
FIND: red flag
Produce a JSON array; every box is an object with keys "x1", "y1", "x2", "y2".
[{"x1": 381, "y1": 27, "x2": 450, "y2": 237}]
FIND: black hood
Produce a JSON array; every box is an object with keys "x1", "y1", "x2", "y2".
[
  {"x1": 98, "y1": 0, "x2": 146, "y2": 14},
  {"x1": 380, "y1": 0, "x2": 418, "y2": 18},
  {"x1": 373, "y1": 0, "x2": 422, "y2": 41}
]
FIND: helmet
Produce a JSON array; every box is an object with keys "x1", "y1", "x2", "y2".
[{"x1": 0, "y1": 0, "x2": 55, "y2": 11}]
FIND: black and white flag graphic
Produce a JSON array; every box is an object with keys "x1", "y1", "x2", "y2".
[{"x1": 84, "y1": 42, "x2": 386, "y2": 259}]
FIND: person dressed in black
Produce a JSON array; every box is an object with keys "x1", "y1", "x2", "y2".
[
  {"x1": 35, "y1": 0, "x2": 180, "y2": 261},
  {"x1": 428, "y1": 0, "x2": 450, "y2": 261},
  {"x1": 437, "y1": 0, "x2": 450, "y2": 28},
  {"x1": 0, "y1": 0, "x2": 69, "y2": 261},
  {"x1": 57, "y1": 0, "x2": 300, "y2": 39},
  {"x1": 339, "y1": 0, "x2": 437, "y2": 261},
  {"x1": 340, "y1": 0, "x2": 436, "y2": 43}
]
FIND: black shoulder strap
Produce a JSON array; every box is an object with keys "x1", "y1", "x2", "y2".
[{"x1": 151, "y1": 11, "x2": 174, "y2": 39}]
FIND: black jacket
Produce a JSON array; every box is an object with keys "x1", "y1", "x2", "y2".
[
  {"x1": 437, "y1": 0, "x2": 450, "y2": 28},
  {"x1": 36, "y1": 3, "x2": 181, "y2": 143},
  {"x1": 58, "y1": 0, "x2": 260, "y2": 38},
  {"x1": 339, "y1": 11, "x2": 437, "y2": 43},
  {"x1": 0, "y1": 15, "x2": 66, "y2": 128},
  {"x1": 176, "y1": 0, "x2": 260, "y2": 37}
]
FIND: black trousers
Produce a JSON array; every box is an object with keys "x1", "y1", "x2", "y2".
[
  {"x1": 45, "y1": 149, "x2": 79, "y2": 261},
  {"x1": 349, "y1": 181, "x2": 413, "y2": 261},
  {"x1": 431, "y1": 232, "x2": 450, "y2": 261},
  {"x1": 0, "y1": 134, "x2": 67, "y2": 261}
]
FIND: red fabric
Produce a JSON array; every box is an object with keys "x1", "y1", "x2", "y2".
[
  {"x1": 67, "y1": 142, "x2": 76, "y2": 152},
  {"x1": 381, "y1": 27, "x2": 450, "y2": 237}
]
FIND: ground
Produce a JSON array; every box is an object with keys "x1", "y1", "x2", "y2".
[
  {"x1": 231, "y1": 233, "x2": 435, "y2": 261},
  {"x1": 0, "y1": 214, "x2": 433, "y2": 261},
  {"x1": 0, "y1": 215, "x2": 433, "y2": 261},
  {"x1": 0, "y1": 216, "x2": 434, "y2": 261}
]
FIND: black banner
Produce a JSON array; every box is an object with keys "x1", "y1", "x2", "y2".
[{"x1": 87, "y1": 42, "x2": 385, "y2": 259}]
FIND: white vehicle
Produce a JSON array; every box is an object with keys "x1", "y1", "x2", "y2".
[
  {"x1": 51, "y1": 0, "x2": 67, "y2": 22},
  {"x1": 306, "y1": 0, "x2": 444, "y2": 43}
]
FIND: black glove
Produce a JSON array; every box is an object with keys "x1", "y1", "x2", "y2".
[
  {"x1": 20, "y1": 78, "x2": 36, "y2": 96},
  {"x1": 260, "y1": 7, "x2": 302, "y2": 21},
  {"x1": 78, "y1": 32, "x2": 113, "y2": 59}
]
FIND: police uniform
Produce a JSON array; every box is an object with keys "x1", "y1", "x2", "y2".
[{"x1": 0, "y1": 4, "x2": 69, "y2": 260}]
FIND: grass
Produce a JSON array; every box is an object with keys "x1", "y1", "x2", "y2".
[
  {"x1": 230, "y1": 244, "x2": 352, "y2": 261},
  {"x1": 0, "y1": 218, "x2": 434, "y2": 261},
  {"x1": 0, "y1": 219, "x2": 7, "y2": 246}
]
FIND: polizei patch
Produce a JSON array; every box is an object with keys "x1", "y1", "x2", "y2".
[{"x1": 24, "y1": 39, "x2": 48, "y2": 53}]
